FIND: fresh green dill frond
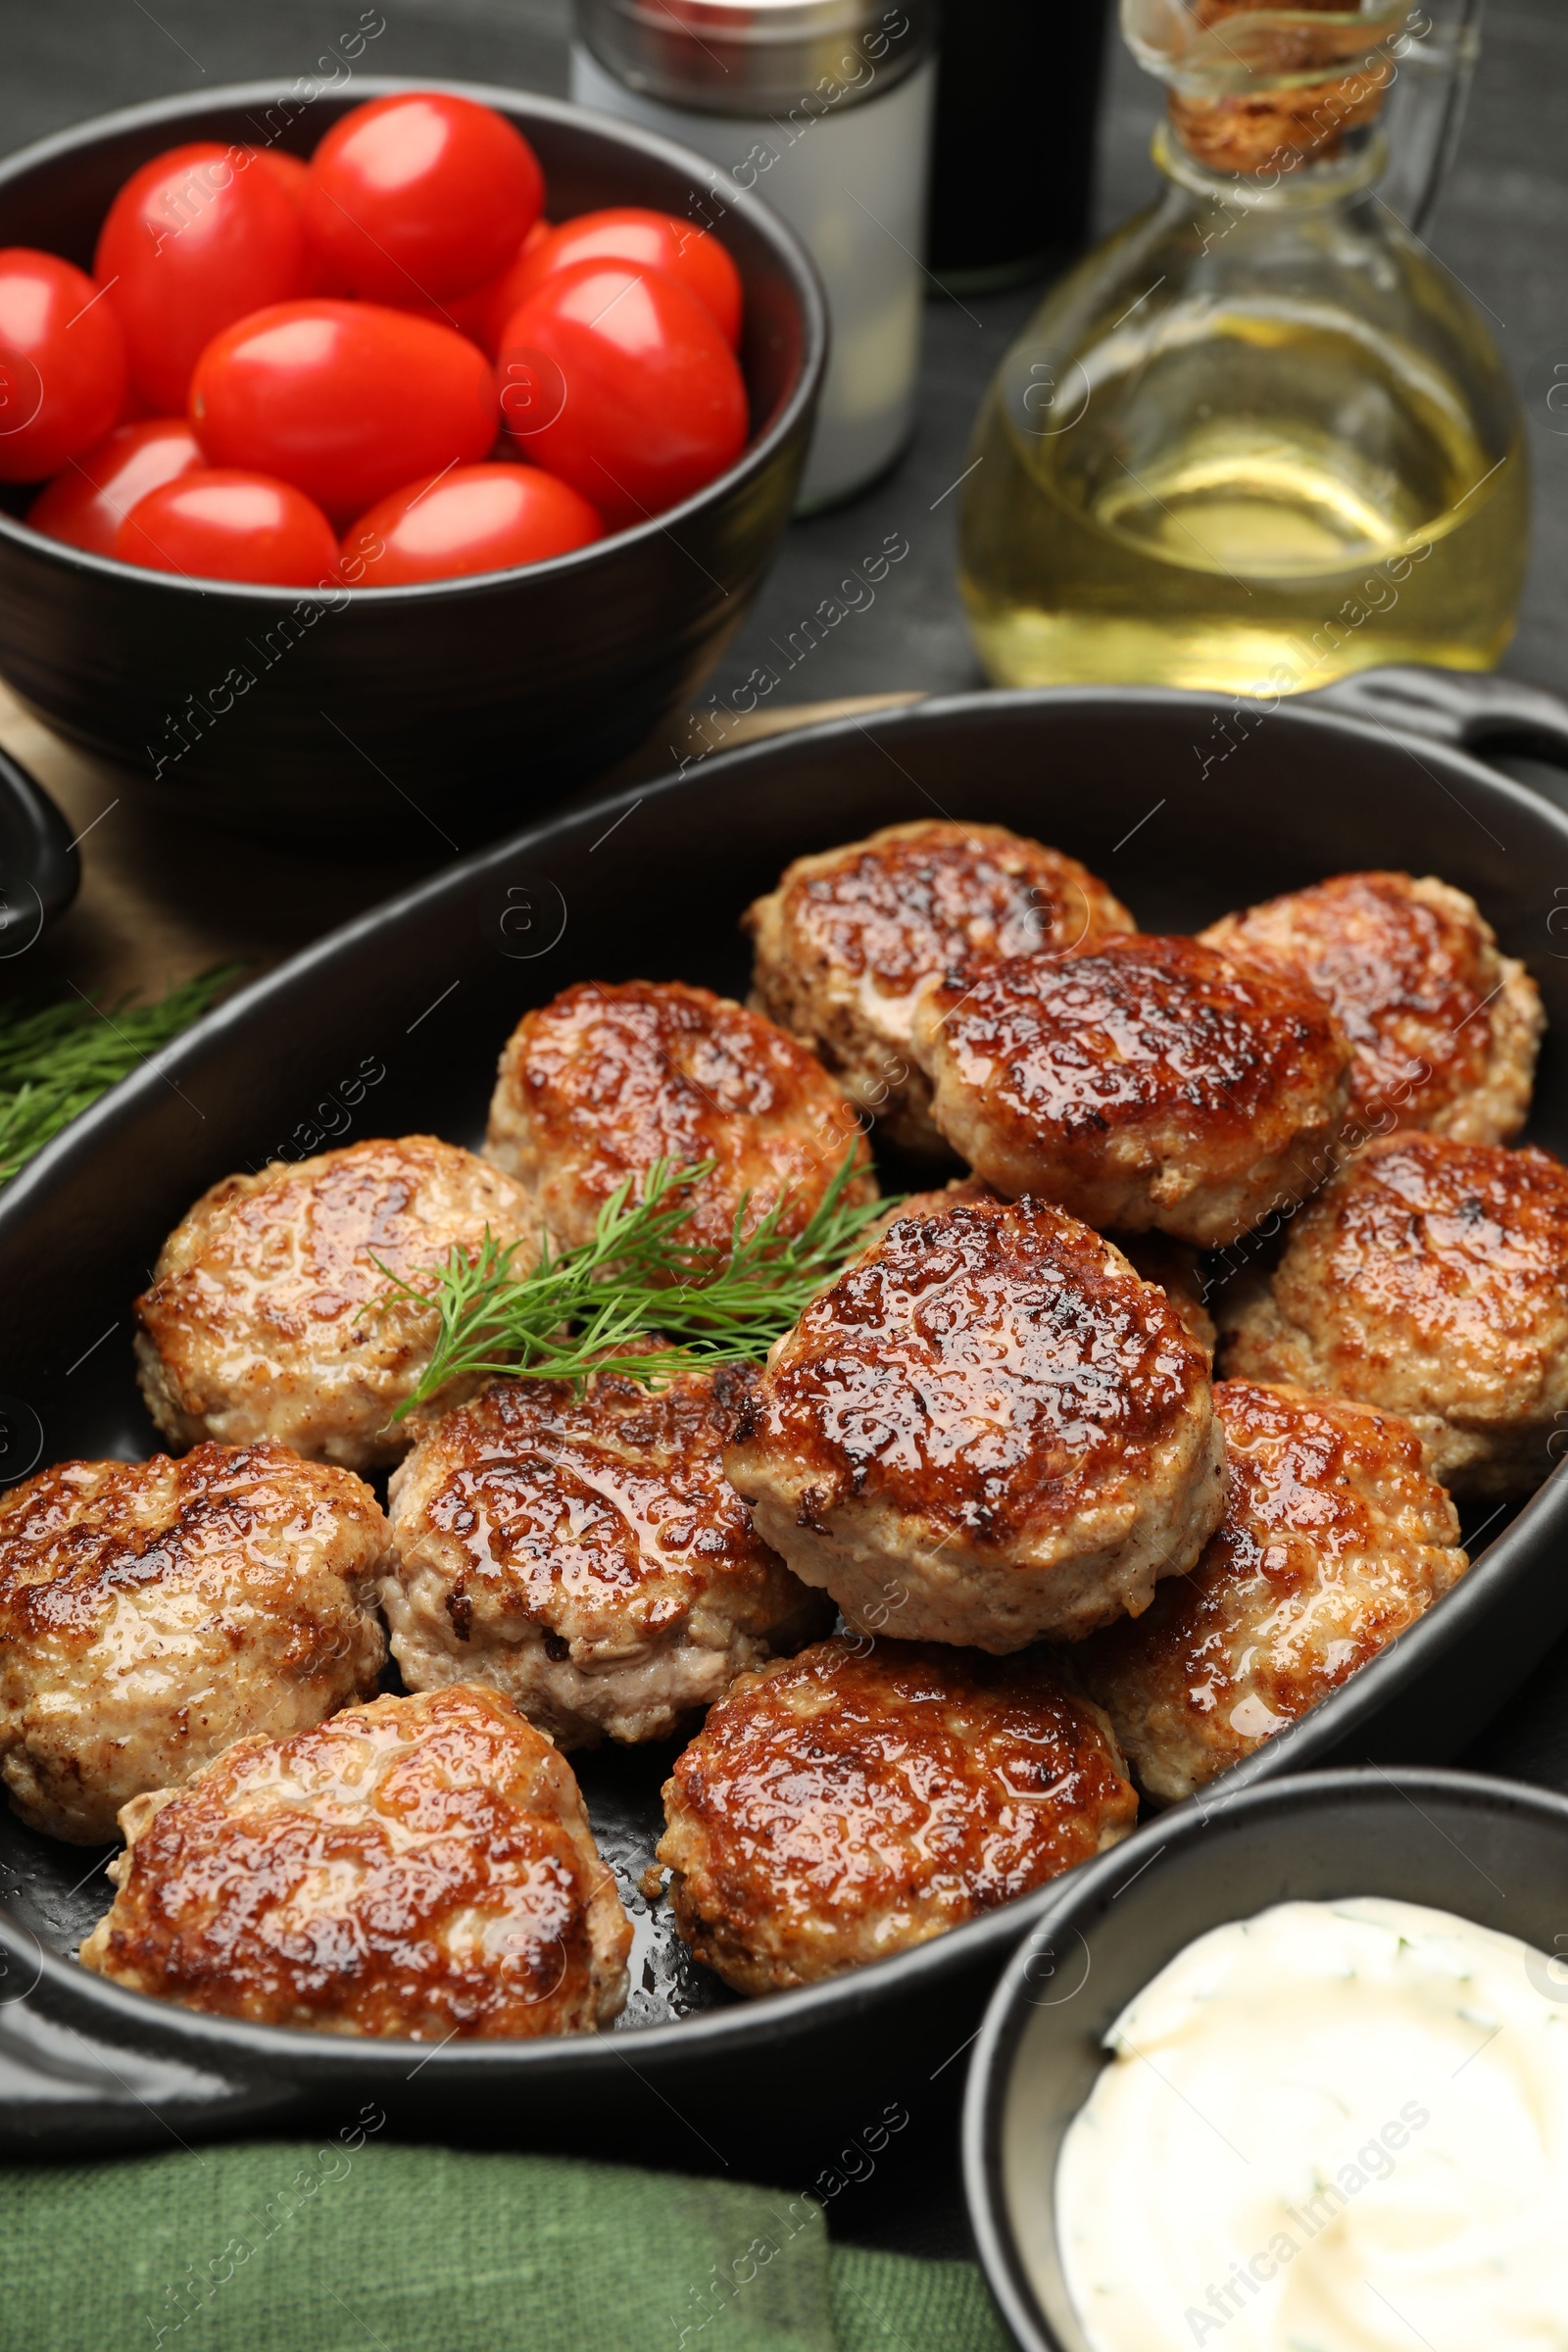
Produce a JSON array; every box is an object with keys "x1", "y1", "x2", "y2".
[
  {"x1": 386, "y1": 1143, "x2": 889, "y2": 1412},
  {"x1": 0, "y1": 966, "x2": 239, "y2": 1186}
]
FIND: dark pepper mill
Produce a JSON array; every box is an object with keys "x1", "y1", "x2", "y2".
[{"x1": 927, "y1": 0, "x2": 1110, "y2": 291}]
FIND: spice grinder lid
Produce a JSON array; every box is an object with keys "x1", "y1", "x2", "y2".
[{"x1": 574, "y1": 0, "x2": 934, "y2": 115}]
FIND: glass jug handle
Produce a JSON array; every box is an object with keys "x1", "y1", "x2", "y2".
[{"x1": 1377, "y1": 0, "x2": 1486, "y2": 234}]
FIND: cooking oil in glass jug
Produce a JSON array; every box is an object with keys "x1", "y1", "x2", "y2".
[{"x1": 959, "y1": 0, "x2": 1527, "y2": 697}]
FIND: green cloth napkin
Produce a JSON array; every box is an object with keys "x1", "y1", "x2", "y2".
[{"x1": 0, "y1": 2137, "x2": 1012, "y2": 2352}]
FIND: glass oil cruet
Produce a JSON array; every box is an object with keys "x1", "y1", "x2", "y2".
[{"x1": 958, "y1": 1, "x2": 1528, "y2": 698}]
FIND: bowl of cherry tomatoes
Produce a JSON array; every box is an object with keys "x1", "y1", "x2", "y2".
[{"x1": 0, "y1": 79, "x2": 826, "y2": 843}]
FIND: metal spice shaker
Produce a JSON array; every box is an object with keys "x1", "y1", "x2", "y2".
[{"x1": 571, "y1": 0, "x2": 936, "y2": 510}]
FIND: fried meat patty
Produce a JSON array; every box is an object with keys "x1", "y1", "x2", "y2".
[
  {"x1": 1200, "y1": 869, "x2": 1543, "y2": 1146},
  {"x1": 1075, "y1": 1381, "x2": 1468, "y2": 1801},
  {"x1": 483, "y1": 979, "x2": 875, "y2": 1259},
  {"x1": 0, "y1": 1442, "x2": 386, "y2": 1843},
  {"x1": 135, "y1": 1136, "x2": 540, "y2": 1471},
  {"x1": 655, "y1": 1637, "x2": 1136, "y2": 1994},
  {"x1": 383, "y1": 1367, "x2": 829, "y2": 1747},
  {"x1": 79, "y1": 1686, "x2": 632, "y2": 2037},
  {"x1": 1115, "y1": 1233, "x2": 1216, "y2": 1359},
  {"x1": 745, "y1": 820, "x2": 1136, "y2": 1153},
  {"x1": 911, "y1": 934, "x2": 1351, "y2": 1246},
  {"x1": 723, "y1": 1189, "x2": 1225, "y2": 1648},
  {"x1": 1216, "y1": 1133, "x2": 1568, "y2": 1498}
]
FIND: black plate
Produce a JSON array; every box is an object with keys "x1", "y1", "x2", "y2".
[
  {"x1": 4, "y1": 681, "x2": 1568, "y2": 2162},
  {"x1": 962, "y1": 1764, "x2": 1568, "y2": 2352}
]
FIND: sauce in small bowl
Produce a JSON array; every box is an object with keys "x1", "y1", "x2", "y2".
[{"x1": 963, "y1": 1767, "x2": 1568, "y2": 2352}]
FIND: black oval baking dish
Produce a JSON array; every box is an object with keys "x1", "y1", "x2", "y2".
[
  {"x1": 961, "y1": 1765, "x2": 1568, "y2": 2352},
  {"x1": 0, "y1": 744, "x2": 76, "y2": 956},
  {"x1": 2, "y1": 683, "x2": 1567, "y2": 2163}
]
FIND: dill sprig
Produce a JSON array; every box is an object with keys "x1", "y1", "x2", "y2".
[
  {"x1": 0, "y1": 967, "x2": 238, "y2": 1186},
  {"x1": 387, "y1": 1144, "x2": 890, "y2": 1413}
]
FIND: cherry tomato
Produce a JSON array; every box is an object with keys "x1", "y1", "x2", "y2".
[
  {"x1": 189, "y1": 300, "x2": 499, "y2": 524},
  {"x1": 378, "y1": 277, "x2": 495, "y2": 340},
  {"x1": 303, "y1": 93, "x2": 544, "y2": 303},
  {"x1": 114, "y1": 468, "x2": 338, "y2": 584},
  {"x1": 380, "y1": 219, "x2": 552, "y2": 350},
  {"x1": 248, "y1": 146, "x2": 309, "y2": 204},
  {"x1": 0, "y1": 249, "x2": 127, "y2": 483},
  {"x1": 340, "y1": 463, "x2": 603, "y2": 584},
  {"x1": 246, "y1": 147, "x2": 351, "y2": 294},
  {"x1": 27, "y1": 417, "x2": 202, "y2": 555},
  {"x1": 497, "y1": 263, "x2": 748, "y2": 528},
  {"x1": 94, "y1": 142, "x2": 307, "y2": 414},
  {"x1": 502, "y1": 210, "x2": 743, "y2": 348}
]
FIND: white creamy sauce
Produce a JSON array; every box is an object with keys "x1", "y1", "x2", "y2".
[{"x1": 1054, "y1": 1896, "x2": 1568, "y2": 2352}]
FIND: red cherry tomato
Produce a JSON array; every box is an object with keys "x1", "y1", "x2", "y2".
[
  {"x1": 303, "y1": 93, "x2": 543, "y2": 303},
  {"x1": 95, "y1": 142, "x2": 307, "y2": 414},
  {"x1": 0, "y1": 249, "x2": 127, "y2": 483},
  {"x1": 246, "y1": 147, "x2": 351, "y2": 295},
  {"x1": 189, "y1": 300, "x2": 499, "y2": 524},
  {"x1": 384, "y1": 219, "x2": 553, "y2": 347},
  {"x1": 114, "y1": 468, "x2": 338, "y2": 585},
  {"x1": 27, "y1": 417, "x2": 202, "y2": 555},
  {"x1": 340, "y1": 463, "x2": 604, "y2": 584},
  {"x1": 248, "y1": 147, "x2": 309, "y2": 204},
  {"x1": 378, "y1": 278, "x2": 494, "y2": 339},
  {"x1": 503, "y1": 210, "x2": 743, "y2": 348},
  {"x1": 497, "y1": 262, "x2": 748, "y2": 528}
]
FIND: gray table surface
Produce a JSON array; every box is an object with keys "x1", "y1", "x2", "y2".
[{"x1": 4, "y1": 0, "x2": 1568, "y2": 2268}]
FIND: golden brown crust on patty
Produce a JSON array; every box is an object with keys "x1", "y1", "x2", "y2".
[
  {"x1": 723, "y1": 1190, "x2": 1225, "y2": 1647},
  {"x1": 656, "y1": 1637, "x2": 1137, "y2": 1994},
  {"x1": 911, "y1": 933, "x2": 1351, "y2": 1247},
  {"x1": 383, "y1": 1367, "x2": 830, "y2": 1748},
  {"x1": 745, "y1": 821, "x2": 1136, "y2": 1152},
  {"x1": 1215, "y1": 1134, "x2": 1568, "y2": 1498},
  {"x1": 1075, "y1": 1381, "x2": 1468, "y2": 1801},
  {"x1": 0, "y1": 1442, "x2": 387, "y2": 1843},
  {"x1": 1200, "y1": 870, "x2": 1543, "y2": 1146},
  {"x1": 79, "y1": 1686, "x2": 631, "y2": 2037},
  {"x1": 483, "y1": 979, "x2": 875, "y2": 1260},
  {"x1": 135, "y1": 1136, "x2": 540, "y2": 1472},
  {"x1": 1114, "y1": 1233, "x2": 1217, "y2": 1359}
]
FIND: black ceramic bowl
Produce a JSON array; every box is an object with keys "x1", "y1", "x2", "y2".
[
  {"x1": 963, "y1": 1766, "x2": 1568, "y2": 2352},
  {"x1": 0, "y1": 80, "x2": 826, "y2": 845}
]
